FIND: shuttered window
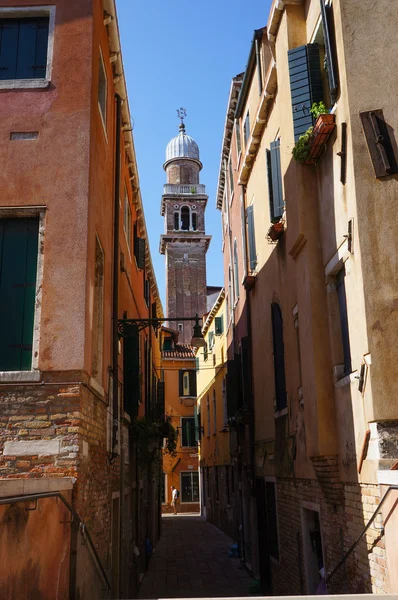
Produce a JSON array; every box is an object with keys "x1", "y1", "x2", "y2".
[
  {"x1": 246, "y1": 205, "x2": 257, "y2": 272},
  {"x1": 181, "y1": 417, "x2": 196, "y2": 447},
  {"x1": 288, "y1": 44, "x2": 323, "y2": 142},
  {"x1": 320, "y1": 0, "x2": 338, "y2": 105},
  {"x1": 134, "y1": 223, "x2": 145, "y2": 270},
  {"x1": 271, "y1": 303, "x2": 287, "y2": 411},
  {"x1": 266, "y1": 141, "x2": 284, "y2": 223},
  {"x1": 235, "y1": 119, "x2": 242, "y2": 155},
  {"x1": 123, "y1": 325, "x2": 140, "y2": 418},
  {"x1": 0, "y1": 17, "x2": 49, "y2": 80},
  {"x1": 156, "y1": 381, "x2": 165, "y2": 420},
  {"x1": 244, "y1": 112, "x2": 250, "y2": 147},
  {"x1": 233, "y1": 239, "x2": 239, "y2": 301},
  {"x1": 215, "y1": 316, "x2": 224, "y2": 335},
  {"x1": 336, "y1": 266, "x2": 351, "y2": 376},
  {"x1": 0, "y1": 218, "x2": 39, "y2": 371}
]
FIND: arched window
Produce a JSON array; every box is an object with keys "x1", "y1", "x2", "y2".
[
  {"x1": 271, "y1": 303, "x2": 287, "y2": 411},
  {"x1": 192, "y1": 212, "x2": 197, "y2": 231},
  {"x1": 233, "y1": 239, "x2": 239, "y2": 301},
  {"x1": 181, "y1": 206, "x2": 190, "y2": 231},
  {"x1": 174, "y1": 212, "x2": 179, "y2": 230}
]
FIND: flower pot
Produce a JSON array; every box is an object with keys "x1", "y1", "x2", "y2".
[
  {"x1": 267, "y1": 221, "x2": 285, "y2": 242},
  {"x1": 305, "y1": 114, "x2": 336, "y2": 165}
]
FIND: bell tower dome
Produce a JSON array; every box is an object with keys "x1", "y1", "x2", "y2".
[{"x1": 160, "y1": 110, "x2": 211, "y2": 343}]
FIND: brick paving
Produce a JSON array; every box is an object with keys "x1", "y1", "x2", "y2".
[{"x1": 138, "y1": 515, "x2": 253, "y2": 599}]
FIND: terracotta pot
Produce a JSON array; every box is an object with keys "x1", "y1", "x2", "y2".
[{"x1": 305, "y1": 114, "x2": 336, "y2": 165}]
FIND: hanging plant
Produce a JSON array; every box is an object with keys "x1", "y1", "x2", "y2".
[
  {"x1": 292, "y1": 102, "x2": 331, "y2": 165},
  {"x1": 130, "y1": 414, "x2": 178, "y2": 464}
]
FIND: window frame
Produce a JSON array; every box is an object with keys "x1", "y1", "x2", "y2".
[
  {"x1": 243, "y1": 111, "x2": 250, "y2": 147},
  {"x1": 212, "y1": 389, "x2": 217, "y2": 434},
  {"x1": 0, "y1": 6, "x2": 55, "y2": 90},
  {"x1": 0, "y1": 208, "x2": 45, "y2": 381},
  {"x1": 123, "y1": 186, "x2": 132, "y2": 252},
  {"x1": 98, "y1": 46, "x2": 108, "y2": 136}
]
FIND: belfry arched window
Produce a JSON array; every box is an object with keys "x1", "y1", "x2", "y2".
[
  {"x1": 181, "y1": 206, "x2": 190, "y2": 231},
  {"x1": 174, "y1": 212, "x2": 179, "y2": 231},
  {"x1": 192, "y1": 212, "x2": 197, "y2": 231}
]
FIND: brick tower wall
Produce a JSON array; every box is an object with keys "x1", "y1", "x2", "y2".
[{"x1": 166, "y1": 242, "x2": 207, "y2": 344}]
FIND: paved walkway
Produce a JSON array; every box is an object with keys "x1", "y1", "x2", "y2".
[{"x1": 138, "y1": 515, "x2": 253, "y2": 599}]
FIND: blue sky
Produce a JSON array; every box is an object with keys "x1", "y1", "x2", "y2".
[{"x1": 116, "y1": 0, "x2": 272, "y2": 309}]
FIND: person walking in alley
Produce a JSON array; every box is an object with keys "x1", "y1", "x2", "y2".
[{"x1": 171, "y1": 485, "x2": 179, "y2": 514}]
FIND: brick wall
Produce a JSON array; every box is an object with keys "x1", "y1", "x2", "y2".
[{"x1": 267, "y1": 474, "x2": 389, "y2": 596}]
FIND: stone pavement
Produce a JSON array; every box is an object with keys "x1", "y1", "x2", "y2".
[{"x1": 138, "y1": 515, "x2": 253, "y2": 599}]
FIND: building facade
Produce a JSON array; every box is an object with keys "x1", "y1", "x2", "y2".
[
  {"x1": 160, "y1": 118, "x2": 211, "y2": 344},
  {"x1": 218, "y1": 0, "x2": 398, "y2": 595},
  {"x1": 0, "y1": 1, "x2": 163, "y2": 598},
  {"x1": 196, "y1": 291, "x2": 235, "y2": 536},
  {"x1": 161, "y1": 328, "x2": 200, "y2": 514}
]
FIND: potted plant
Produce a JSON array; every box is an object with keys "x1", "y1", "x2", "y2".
[
  {"x1": 292, "y1": 102, "x2": 336, "y2": 165},
  {"x1": 267, "y1": 221, "x2": 285, "y2": 242}
]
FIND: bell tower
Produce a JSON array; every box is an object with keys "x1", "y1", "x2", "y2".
[{"x1": 160, "y1": 109, "x2": 211, "y2": 343}]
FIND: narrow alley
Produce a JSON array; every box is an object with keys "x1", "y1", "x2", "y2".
[{"x1": 138, "y1": 515, "x2": 253, "y2": 599}]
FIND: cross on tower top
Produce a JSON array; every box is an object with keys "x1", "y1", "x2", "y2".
[{"x1": 177, "y1": 107, "x2": 187, "y2": 132}]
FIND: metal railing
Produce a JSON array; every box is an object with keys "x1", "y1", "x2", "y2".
[
  {"x1": 0, "y1": 491, "x2": 111, "y2": 595},
  {"x1": 163, "y1": 183, "x2": 206, "y2": 195},
  {"x1": 326, "y1": 484, "x2": 398, "y2": 586}
]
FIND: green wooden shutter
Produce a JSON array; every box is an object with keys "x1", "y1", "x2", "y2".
[
  {"x1": 288, "y1": 44, "x2": 323, "y2": 141},
  {"x1": 195, "y1": 356, "x2": 200, "y2": 371},
  {"x1": 156, "y1": 381, "x2": 165, "y2": 420},
  {"x1": 0, "y1": 19, "x2": 19, "y2": 80},
  {"x1": 226, "y1": 359, "x2": 238, "y2": 418},
  {"x1": 270, "y1": 140, "x2": 284, "y2": 222},
  {"x1": 271, "y1": 303, "x2": 287, "y2": 411},
  {"x1": 123, "y1": 325, "x2": 140, "y2": 418},
  {"x1": 189, "y1": 370, "x2": 197, "y2": 396},
  {"x1": 241, "y1": 336, "x2": 251, "y2": 407},
  {"x1": 320, "y1": 0, "x2": 338, "y2": 105},
  {"x1": 0, "y1": 218, "x2": 39, "y2": 371},
  {"x1": 17, "y1": 18, "x2": 48, "y2": 79},
  {"x1": 246, "y1": 205, "x2": 257, "y2": 271},
  {"x1": 134, "y1": 235, "x2": 145, "y2": 270},
  {"x1": 266, "y1": 149, "x2": 275, "y2": 222},
  {"x1": 215, "y1": 316, "x2": 223, "y2": 335}
]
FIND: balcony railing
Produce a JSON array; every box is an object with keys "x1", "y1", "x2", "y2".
[{"x1": 163, "y1": 184, "x2": 206, "y2": 195}]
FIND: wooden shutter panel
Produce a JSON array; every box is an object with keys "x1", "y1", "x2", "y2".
[
  {"x1": 270, "y1": 141, "x2": 284, "y2": 222},
  {"x1": 246, "y1": 205, "x2": 257, "y2": 271},
  {"x1": 179, "y1": 370, "x2": 184, "y2": 396},
  {"x1": 226, "y1": 359, "x2": 238, "y2": 418},
  {"x1": 123, "y1": 325, "x2": 140, "y2": 418},
  {"x1": 271, "y1": 303, "x2": 287, "y2": 411},
  {"x1": 189, "y1": 370, "x2": 197, "y2": 397},
  {"x1": 336, "y1": 266, "x2": 352, "y2": 376},
  {"x1": 241, "y1": 336, "x2": 251, "y2": 407},
  {"x1": 0, "y1": 19, "x2": 19, "y2": 80},
  {"x1": 215, "y1": 316, "x2": 223, "y2": 335},
  {"x1": 17, "y1": 18, "x2": 48, "y2": 79},
  {"x1": 156, "y1": 381, "x2": 165, "y2": 420},
  {"x1": 0, "y1": 218, "x2": 39, "y2": 371},
  {"x1": 134, "y1": 236, "x2": 145, "y2": 270},
  {"x1": 320, "y1": 0, "x2": 338, "y2": 105},
  {"x1": 288, "y1": 44, "x2": 323, "y2": 142}
]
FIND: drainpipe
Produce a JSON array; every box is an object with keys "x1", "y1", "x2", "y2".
[
  {"x1": 255, "y1": 38, "x2": 263, "y2": 95},
  {"x1": 112, "y1": 93, "x2": 122, "y2": 596}
]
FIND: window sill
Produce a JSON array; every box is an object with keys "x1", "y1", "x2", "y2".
[
  {"x1": 0, "y1": 78, "x2": 50, "y2": 90},
  {"x1": 274, "y1": 407, "x2": 288, "y2": 419},
  {"x1": 334, "y1": 370, "x2": 358, "y2": 389},
  {"x1": 0, "y1": 370, "x2": 41, "y2": 383}
]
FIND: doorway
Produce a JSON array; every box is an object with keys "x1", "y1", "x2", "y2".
[
  {"x1": 301, "y1": 506, "x2": 324, "y2": 594},
  {"x1": 256, "y1": 478, "x2": 271, "y2": 592},
  {"x1": 112, "y1": 496, "x2": 120, "y2": 598}
]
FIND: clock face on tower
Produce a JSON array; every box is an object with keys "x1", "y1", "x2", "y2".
[{"x1": 160, "y1": 118, "x2": 211, "y2": 343}]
